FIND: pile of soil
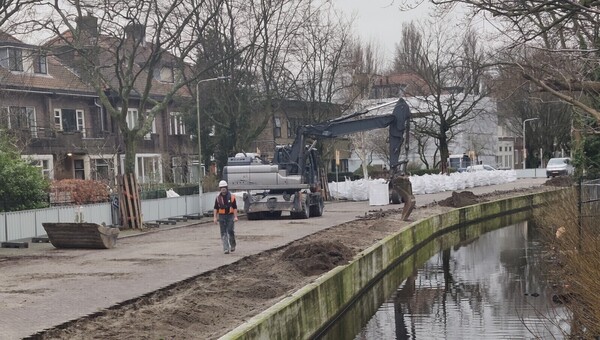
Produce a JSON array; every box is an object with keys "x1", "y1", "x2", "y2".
[
  {"x1": 281, "y1": 241, "x2": 353, "y2": 276},
  {"x1": 438, "y1": 191, "x2": 482, "y2": 208},
  {"x1": 545, "y1": 176, "x2": 574, "y2": 187}
]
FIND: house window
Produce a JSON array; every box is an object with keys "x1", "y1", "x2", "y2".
[
  {"x1": 274, "y1": 116, "x2": 281, "y2": 138},
  {"x1": 22, "y1": 155, "x2": 53, "y2": 179},
  {"x1": 34, "y1": 53, "x2": 47, "y2": 74},
  {"x1": 159, "y1": 66, "x2": 174, "y2": 83},
  {"x1": 146, "y1": 117, "x2": 156, "y2": 140},
  {"x1": 330, "y1": 159, "x2": 348, "y2": 172},
  {"x1": 125, "y1": 109, "x2": 155, "y2": 139},
  {"x1": 169, "y1": 112, "x2": 186, "y2": 135},
  {"x1": 93, "y1": 158, "x2": 111, "y2": 181},
  {"x1": 126, "y1": 109, "x2": 138, "y2": 130},
  {"x1": 54, "y1": 108, "x2": 85, "y2": 137},
  {"x1": 172, "y1": 156, "x2": 187, "y2": 184},
  {"x1": 136, "y1": 154, "x2": 162, "y2": 183},
  {"x1": 8, "y1": 48, "x2": 23, "y2": 71},
  {"x1": 287, "y1": 120, "x2": 293, "y2": 138},
  {"x1": 1, "y1": 106, "x2": 37, "y2": 137},
  {"x1": 74, "y1": 159, "x2": 85, "y2": 179}
]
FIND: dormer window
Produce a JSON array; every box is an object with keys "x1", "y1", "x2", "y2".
[
  {"x1": 0, "y1": 47, "x2": 47, "y2": 74},
  {"x1": 8, "y1": 48, "x2": 23, "y2": 71},
  {"x1": 34, "y1": 53, "x2": 47, "y2": 74},
  {"x1": 159, "y1": 65, "x2": 174, "y2": 83}
]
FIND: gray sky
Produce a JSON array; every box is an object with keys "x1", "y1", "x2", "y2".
[{"x1": 332, "y1": 0, "x2": 432, "y2": 65}]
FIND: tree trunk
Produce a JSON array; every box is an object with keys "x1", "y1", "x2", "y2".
[
  {"x1": 439, "y1": 131, "x2": 450, "y2": 174},
  {"x1": 123, "y1": 132, "x2": 138, "y2": 175}
]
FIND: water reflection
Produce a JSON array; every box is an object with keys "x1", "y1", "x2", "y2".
[{"x1": 356, "y1": 221, "x2": 568, "y2": 340}]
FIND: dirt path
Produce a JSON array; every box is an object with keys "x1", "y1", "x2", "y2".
[{"x1": 35, "y1": 186, "x2": 555, "y2": 340}]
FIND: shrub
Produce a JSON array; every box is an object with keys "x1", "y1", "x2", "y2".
[
  {"x1": 0, "y1": 150, "x2": 49, "y2": 211},
  {"x1": 410, "y1": 168, "x2": 443, "y2": 176},
  {"x1": 328, "y1": 172, "x2": 360, "y2": 182},
  {"x1": 51, "y1": 179, "x2": 109, "y2": 205}
]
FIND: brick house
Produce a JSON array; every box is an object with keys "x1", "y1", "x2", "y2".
[{"x1": 0, "y1": 23, "x2": 195, "y2": 186}]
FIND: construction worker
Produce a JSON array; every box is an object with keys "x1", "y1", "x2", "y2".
[{"x1": 213, "y1": 180, "x2": 238, "y2": 254}]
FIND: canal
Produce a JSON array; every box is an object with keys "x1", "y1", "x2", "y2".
[{"x1": 318, "y1": 217, "x2": 570, "y2": 339}]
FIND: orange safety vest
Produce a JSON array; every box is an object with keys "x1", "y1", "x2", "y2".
[{"x1": 216, "y1": 194, "x2": 236, "y2": 215}]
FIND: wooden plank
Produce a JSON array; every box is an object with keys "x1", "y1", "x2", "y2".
[
  {"x1": 132, "y1": 174, "x2": 143, "y2": 228},
  {"x1": 118, "y1": 175, "x2": 130, "y2": 229},
  {"x1": 124, "y1": 174, "x2": 136, "y2": 229}
]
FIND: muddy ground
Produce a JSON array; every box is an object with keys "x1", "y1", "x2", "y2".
[{"x1": 37, "y1": 186, "x2": 556, "y2": 340}]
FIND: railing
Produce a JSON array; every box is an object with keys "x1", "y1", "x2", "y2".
[
  {"x1": 0, "y1": 192, "x2": 218, "y2": 242},
  {"x1": 579, "y1": 178, "x2": 600, "y2": 231}
]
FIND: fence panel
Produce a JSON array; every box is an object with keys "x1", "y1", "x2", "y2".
[
  {"x1": 1, "y1": 213, "x2": 6, "y2": 242},
  {"x1": 6, "y1": 210, "x2": 37, "y2": 241},
  {"x1": 203, "y1": 192, "x2": 218, "y2": 214},
  {"x1": 141, "y1": 199, "x2": 161, "y2": 222},
  {"x1": 32, "y1": 207, "x2": 60, "y2": 238},
  {"x1": 2, "y1": 192, "x2": 218, "y2": 242}
]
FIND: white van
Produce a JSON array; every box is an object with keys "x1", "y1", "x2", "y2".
[{"x1": 546, "y1": 157, "x2": 574, "y2": 178}]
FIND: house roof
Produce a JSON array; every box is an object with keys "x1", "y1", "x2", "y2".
[
  {"x1": 0, "y1": 34, "x2": 96, "y2": 95},
  {"x1": 45, "y1": 26, "x2": 192, "y2": 100},
  {"x1": 0, "y1": 31, "x2": 31, "y2": 47},
  {"x1": 371, "y1": 72, "x2": 431, "y2": 96}
]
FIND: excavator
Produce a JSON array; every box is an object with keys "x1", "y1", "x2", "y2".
[{"x1": 223, "y1": 98, "x2": 415, "y2": 221}]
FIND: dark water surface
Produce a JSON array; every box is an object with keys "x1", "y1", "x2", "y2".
[{"x1": 319, "y1": 219, "x2": 569, "y2": 340}]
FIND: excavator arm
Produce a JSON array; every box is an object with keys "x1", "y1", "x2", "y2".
[{"x1": 290, "y1": 98, "x2": 415, "y2": 220}]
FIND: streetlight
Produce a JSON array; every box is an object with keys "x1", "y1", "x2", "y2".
[
  {"x1": 196, "y1": 76, "x2": 230, "y2": 216},
  {"x1": 522, "y1": 118, "x2": 539, "y2": 169}
]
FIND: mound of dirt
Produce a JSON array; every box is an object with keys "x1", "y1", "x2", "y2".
[
  {"x1": 545, "y1": 176, "x2": 574, "y2": 187},
  {"x1": 281, "y1": 240, "x2": 354, "y2": 276},
  {"x1": 438, "y1": 191, "x2": 482, "y2": 208}
]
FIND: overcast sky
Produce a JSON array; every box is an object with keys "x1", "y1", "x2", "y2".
[{"x1": 332, "y1": 0, "x2": 433, "y2": 66}]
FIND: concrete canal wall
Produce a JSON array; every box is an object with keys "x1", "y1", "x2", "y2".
[{"x1": 221, "y1": 190, "x2": 563, "y2": 340}]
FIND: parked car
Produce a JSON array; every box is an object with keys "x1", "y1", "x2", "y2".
[
  {"x1": 546, "y1": 157, "x2": 574, "y2": 178},
  {"x1": 466, "y1": 164, "x2": 497, "y2": 172}
]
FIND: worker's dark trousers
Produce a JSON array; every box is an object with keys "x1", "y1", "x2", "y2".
[{"x1": 218, "y1": 214, "x2": 236, "y2": 252}]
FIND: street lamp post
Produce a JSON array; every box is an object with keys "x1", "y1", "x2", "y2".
[
  {"x1": 522, "y1": 118, "x2": 539, "y2": 169},
  {"x1": 196, "y1": 76, "x2": 230, "y2": 216}
]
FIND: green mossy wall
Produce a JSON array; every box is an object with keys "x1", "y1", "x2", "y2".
[{"x1": 222, "y1": 190, "x2": 561, "y2": 340}]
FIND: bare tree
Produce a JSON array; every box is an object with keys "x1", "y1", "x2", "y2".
[
  {"x1": 344, "y1": 39, "x2": 386, "y2": 178},
  {"x1": 0, "y1": 0, "x2": 41, "y2": 29},
  {"x1": 23, "y1": 0, "x2": 238, "y2": 175},
  {"x1": 495, "y1": 60, "x2": 574, "y2": 166},
  {"x1": 393, "y1": 21, "x2": 492, "y2": 173},
  {"x1": 418, "y1": 0, "x2": 600, "y2": 122},
  {"x1": 282, "y1": 2, "x2": 355, "y2": 168}
]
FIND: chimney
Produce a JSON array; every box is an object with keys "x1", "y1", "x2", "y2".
[
  {"x1": 125, "y1": 23, "x2": 146, "y2": 45},
  {"x1": 76, "y1": 15, "x2": 98, "y2": 40}
]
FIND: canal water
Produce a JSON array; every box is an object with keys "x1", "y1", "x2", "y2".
[{"x1": 318, "y1": 216, "x2": 570, "y2": 339}]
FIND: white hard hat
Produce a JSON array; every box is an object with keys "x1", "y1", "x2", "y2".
[{"x1": 219, "y1": 180, "x2": 228, "y2": 188}]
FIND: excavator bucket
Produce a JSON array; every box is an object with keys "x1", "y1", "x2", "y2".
[{"x1": 389, "y1": 176, "x2": 415, "y2": 221}]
